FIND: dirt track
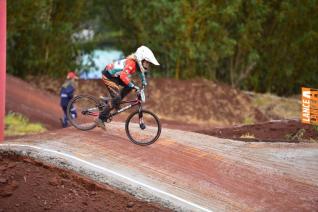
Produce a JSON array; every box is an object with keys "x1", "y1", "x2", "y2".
[
  {"x1": 5, "y1": 75, "x2": 205, "y2": 132},
  {"x1": 4, "y1": 74, "x2": 318, "y2": 210},
  {"x1": 0, "y1": 154, "x2": 168, "y2": 212},
  {"x1": 6, "y1": 74, "x2": 317, "y2": 142},
  {"x1": 3, "y1": 124, "x2": 318, "y2": 211},
  {"x1": 6, "y1": 75, "x2": 63, "y2": 129}
]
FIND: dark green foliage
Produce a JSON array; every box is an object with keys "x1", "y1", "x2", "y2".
[
  {"x1": 7, "y1": 0, "x2": 90, "y2": 78},
  {"x1": 7, "y1": 0, "x2": 318, "y2": 95},
  {"x1": 94, "y1": 0, "x2": 318, "y2": 95}
]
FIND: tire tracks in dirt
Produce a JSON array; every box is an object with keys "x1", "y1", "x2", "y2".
[{"x1": 2, "y1": 124, "x2": 318, "y2": 211}]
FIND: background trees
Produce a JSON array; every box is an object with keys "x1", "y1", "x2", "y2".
[
  {"x1": 7, "y1": 0, "x2": 89, "y2": 77},
  {"x1": 7, "y1": 0, "x2": 318, "y2": 95}
]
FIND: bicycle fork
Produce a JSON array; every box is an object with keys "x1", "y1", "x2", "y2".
[{"x1": 138, "y1": 106, "x2": 146, "y2": 130}]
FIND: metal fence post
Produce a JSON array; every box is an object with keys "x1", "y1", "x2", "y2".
[{"x1": 0, "y1": 0, "x2": 7, "y2": 142}]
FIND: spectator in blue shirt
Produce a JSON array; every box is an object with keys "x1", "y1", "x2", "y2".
[{"x1": 60, "y1": 71, "x2": 78, "y2": 128}]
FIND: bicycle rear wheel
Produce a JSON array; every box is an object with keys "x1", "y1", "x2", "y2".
[
  {"x1": 125, "y1": 110, "x2": 161, "y2": 146},
  {"x1": 67, "y1": 95, "x2": 101, "y2": 131}
]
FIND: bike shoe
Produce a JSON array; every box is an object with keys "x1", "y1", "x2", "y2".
[{"x1": 94, "y1": 118, "x2": 106, "y2": 130}]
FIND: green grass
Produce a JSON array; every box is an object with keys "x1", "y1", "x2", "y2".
[
  {"x1": 240, "y1": 132, "x2": 255, "y2": 139},
  {"x1": 5, "y1": 112, "x2": 46, "y2": 136},
  {"x1": 243, "y1": 116, "x2": 254, "y2": 125},
  {"x1": 285, "y1": 128, "x2": 305, "y2": 141},
  {"x1": 249, "y1": 92, "x2": 300, "y2": 120}
]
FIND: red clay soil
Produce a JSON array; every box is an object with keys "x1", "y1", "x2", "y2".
[
  {"x1": 26, "y1": 75, "x2": 269, "y2": 125},
  {"x1": 197, "y1": 119, "x2": 318, "y2": 142},
  {"x1": 5, "y1": 127, "x2": 318, "y2": 211},
  {"x1": 6, "y1": 75, "x2": 63, "y2": 130},
  {"x1": 0, "y1": 154, "x2": 169, "y2": 212},
  {"x1": 6, "y1": 74, "x2": 317, "y2": 143},
  {"x1": 146, "y1": 78, "x2": 268, "y2": 125}
]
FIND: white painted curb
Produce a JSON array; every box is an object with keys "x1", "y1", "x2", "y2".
[{"x1": 0, "y1": 143, "x2": 212, "y2": 212}]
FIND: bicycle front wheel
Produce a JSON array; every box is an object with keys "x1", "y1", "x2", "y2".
[
  {"x1": 125, "y1": 110, "x2": 161, "y2": 146},
  {"x1": 67, "y1": 95, "x2": 100, "y2": 131}
]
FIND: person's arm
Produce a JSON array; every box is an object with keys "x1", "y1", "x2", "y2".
[
  {"x1": 119, "y1": 60, "x2": 139, "y2": 90},
  {"x1": 138, "y1": 71, "x2": 147, "y2": 86}
]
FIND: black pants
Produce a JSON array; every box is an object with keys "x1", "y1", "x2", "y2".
[{"x1": 99, "y1": 70, "x2": 133, "y2": 121}]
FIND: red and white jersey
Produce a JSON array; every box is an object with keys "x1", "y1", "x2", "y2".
[{"x1": 105, "y1": 58, "x2": 146, "y2": 86}]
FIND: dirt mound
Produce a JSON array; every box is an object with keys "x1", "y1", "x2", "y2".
[
  {"x1": 27, "y1": 75, "x2": 268, "y2": 126},
  {"x1": 146, "y1": 78, "x2": 268, "y2": 125},
  {"x1": 197, "y1": 120, "x2": 318, "y2": 142},
  {"x1": 0, "y1": 154, "x2": 168, "y2": 212},
  {"x1": 7, "y1": 74, "x2": 313, "y2": 143},
  {"x1": 6, "y1": 75, "x2": 62, "y2": 129}
]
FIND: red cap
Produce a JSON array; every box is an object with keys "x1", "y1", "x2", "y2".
[{"x1": 67, "y1": 71, "x2": 78, "y2": 80}]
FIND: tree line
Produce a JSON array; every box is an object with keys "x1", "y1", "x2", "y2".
[{"x1": 7, "y1": 0, "x2": 318, "y2": 96}]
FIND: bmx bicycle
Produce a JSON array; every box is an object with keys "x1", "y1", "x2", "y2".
[{"x1": 66, "y1": 86, "x2": 161, "y2": 146}]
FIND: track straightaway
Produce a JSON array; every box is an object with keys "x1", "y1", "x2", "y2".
[
  {"x1": 0, "y1": 143, "x2": 212, "y2": 212},
  {"x1": 2, "y1": 123, "x2": 318, "y2": 211}
]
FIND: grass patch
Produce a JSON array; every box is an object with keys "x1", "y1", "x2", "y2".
[
  {"x1": 5, "y1": 112, "x2": 46, "y2": 136},
  {"x1": 309, "y1": 138, "x2": 318, "y2": 143},
  {"x1": 248, "y1": 92, "x2": 300, "y2": 120},
  {"x1": 243, "y1": 116, "x2": 254, "y2": 125},
  {"x1": 285, "y1": 128, "x2": 305, "y2": 141},
  {"x1": 240, "y1": 132, "x2": 255, "y2": 139}
]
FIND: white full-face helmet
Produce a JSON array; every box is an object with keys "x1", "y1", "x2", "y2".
[{"x1": 135, "y1": 45, "x2": 160, "y2": 72}]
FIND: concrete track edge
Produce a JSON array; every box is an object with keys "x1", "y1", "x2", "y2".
[{"x1": 0, "y1": 144, "x2": 212, "y2": 212}]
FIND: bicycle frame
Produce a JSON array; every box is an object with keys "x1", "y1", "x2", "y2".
[
  {"x1": 68, "y1": 86, "x2": 160, "y2": 145},
  {"x1": 110, "y1": 97, "x2": 142, "y2": 118},
  {"x1": 83, "y1": 90, "x2": 144, "y2": 119}
]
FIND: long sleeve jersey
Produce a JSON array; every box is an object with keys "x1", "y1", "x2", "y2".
[{"x1": 105, "y1": 58, "x2": 147, "y2": 87}]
